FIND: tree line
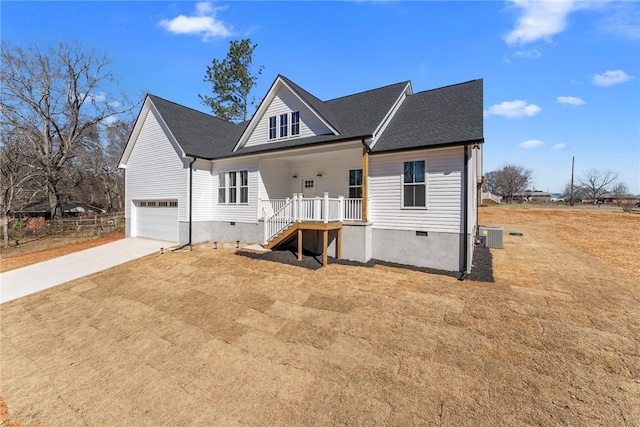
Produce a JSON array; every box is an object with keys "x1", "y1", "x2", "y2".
[
  {"x1": 1, "y1": 42, "x2": 137, "y2": 246},
  {"x1": 485, "y1": 164, "x2": 630, "y2": 205}
]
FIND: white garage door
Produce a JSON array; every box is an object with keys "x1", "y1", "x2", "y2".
[{"x1": 135, "y1": 200, "x2": 178, "y2": 242}]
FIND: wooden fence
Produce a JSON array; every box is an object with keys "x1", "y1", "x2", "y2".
[{"x1": 6, "y1": 213, "x2": 125, "y2": 239}]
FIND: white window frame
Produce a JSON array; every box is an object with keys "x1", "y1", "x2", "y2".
[
  {"x1": 291, "y1": 111, "x2": 300, "y2": 136},
  {"x1": 401, "y1": 159, "x2": 427, "y2": 209},
  {"x1": 348, "y1": 169, "x2": 363, "y2": 199},
  {"x1": 218, "y1": 173, "x2": 226, "y2": 204},
  {"x1": 279, "y1": 114, "x2": 288, "y2": 138},
  {"x1": 268, "y1": 116, "x2": 277, "y2": 140},
  {"x1": 219, "y1": 170, "x2": 248, "y2": 205},
  {"x1": 239, "y1": 170, "x2": 249, "y2": 204}
]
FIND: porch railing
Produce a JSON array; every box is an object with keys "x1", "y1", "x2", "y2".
[{"x1": 263, "y1": 193, "x2": 363, "y2": 244}]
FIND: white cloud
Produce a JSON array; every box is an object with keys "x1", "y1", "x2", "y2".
[
  {"x1": 552, "y1": 142, "x2": 567, "y2": 150},
  {"x1": 159, "y1": 2, "x2": 232, "y2": 41},
  {"x1": 87, "y1": 92, "x2": 106, "y2": 103},
  {"x1": 520, "y1": 139, "x2": 545, "y2": 149},
  {"x1": 598, "y1": 3, "x2": 640, "y2": 40},
  {"x1": 557, "y1": 96, "x2": 586, "y2": 105},
  {"x1": 504, "y1": 0, "x2": 586, "y2": 45},
  {"x1": 484, "y1": 100, "x2": 542, "y2": 119},
  {"x1": 592, "y1": 69, "x2": 634, "y2": 87},
  {"x1": 512, "y1": 47, "x2": 542, "y2": 59}
]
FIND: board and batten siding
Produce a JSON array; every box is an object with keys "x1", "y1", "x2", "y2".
[
  {"x1": 368, "y1": 147, "x2": 463, "y2": 233},
  {"x1": 191, "y1": 159, "x2": 213, "y2": 222},
  {"x1": 244, "y1": 88, "x2": 333, "y2": 148},
  {"x1": 125, "y1": 109, "x2": 188, "y2": 221},
  {"x1": 212, "y1": 157, "x2": 260, "y2": 223}
]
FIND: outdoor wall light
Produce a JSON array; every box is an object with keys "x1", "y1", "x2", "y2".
[
  {"x1": 316, "y1": 172, "x2": 323, "y2": 177},
  {"x1": 292, "y1": 174, "x2": 298, "y2": 179}
]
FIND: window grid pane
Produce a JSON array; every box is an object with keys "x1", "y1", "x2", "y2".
[
  {"x1": 280, "y1": 114, "x2": 288, "y2": 137},
  {"x1": 403, "y1": 161, "x2": 426, "y2": 207},
  {"x1": 291, "y1": 111, "x2": 300, "y2": 135},
  {"x1": 268, "y1": 116, "x2": 276, "y2": 139}
]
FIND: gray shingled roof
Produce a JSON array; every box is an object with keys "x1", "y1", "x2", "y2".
[
  {"x1": 372, "y1": 79, "x2": 483, "y2": 153},
  {"x1": 145, "y1": 76, "x2": 483, "y2": 161},
  {"x1": 147, "y1": 95, "x2": 240, "y2": 159}
]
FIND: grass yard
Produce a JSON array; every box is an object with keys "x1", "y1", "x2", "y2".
[{"x1": 1, "y1": 206, "x2": 638, "y2": 425}]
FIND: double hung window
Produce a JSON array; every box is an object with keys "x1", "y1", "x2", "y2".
[
  {"x1": 403, "y1": 160, "x2": 426, "y2": 207},
  {"x1": 349, "y1": 169, "x2": 363, "y2": 198}
]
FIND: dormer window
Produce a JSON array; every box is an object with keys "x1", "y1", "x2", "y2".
[
  {"x1": 268, "y1": 116, "x2": 277, "y2": 140},
  {"x1": 279, "y1": 114, "x2": 288, "y2": 138},
  {"x1": 291, "y1": 111, "x2": 300, "y2": 136}
]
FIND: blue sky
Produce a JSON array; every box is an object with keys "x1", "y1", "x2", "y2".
[{"x1": 3, "y1": 1, "x2": 639, "y2": 193}]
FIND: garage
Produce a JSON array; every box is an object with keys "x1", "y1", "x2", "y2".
[{"x1": 134, "y1": 200, "x2": 178, "y2": 242}]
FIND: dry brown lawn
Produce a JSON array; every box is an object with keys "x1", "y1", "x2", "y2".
[
  {"x1": 1, "y1": 206, "x2": 638, "y2": 426},
  {"x1": 0, "y1": 233, "x2": 124, "y2": 273}
]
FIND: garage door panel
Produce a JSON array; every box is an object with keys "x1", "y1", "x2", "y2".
[{"x1": 135, "y1": 201, "x2": 178, "y2": 242}]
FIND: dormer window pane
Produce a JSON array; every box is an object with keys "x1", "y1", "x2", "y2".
[
  {"x1": 291, "y1": 111, "x2": 300, "y2": 136},
  {"x1": 280, "y1": 114, "x2": 288, "y2": 137},
  {"x1": 268, "y1": 116, "x2": 276, "y2": 139}
]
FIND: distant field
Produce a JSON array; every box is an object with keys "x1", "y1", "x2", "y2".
[{"x1": 480, "y1": 204, "x2": 640, "y2": 281}]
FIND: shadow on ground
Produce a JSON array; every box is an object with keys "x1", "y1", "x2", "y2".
[{"x1": 237, "y1": 245, "x2": 494, "y2": 282}]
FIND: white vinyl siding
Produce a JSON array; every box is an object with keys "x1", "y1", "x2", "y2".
[
  {"x1": 245, "y1": 88, "x2": 334, "y2": 148},
  {"x1": 369, "y1": 147, "x2": 463, "y2": 233},
  {"x1": 286, "y1": 148, "x2": 362, "y2": 197},
  {"x1": 212, "y1": 158, "x2": 259, "y2": 222},
  {"x1": 124, "y1": 109, "x2": 188, "y2": 224},
  {"x1": 191, "y1": 159, "x2": 213, "y2": 222}
]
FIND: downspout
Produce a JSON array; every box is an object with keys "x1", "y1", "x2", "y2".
[
  {"x1": 458, "y1": 144, "x2": 470, "y2": 281},
  {"x1": 173, "y1": 157, "x2": 197, "y2": 251}
]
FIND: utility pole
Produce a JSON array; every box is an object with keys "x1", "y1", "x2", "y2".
[{"x1": 570, "y1": 156, "x2": 575, "y2": 206}]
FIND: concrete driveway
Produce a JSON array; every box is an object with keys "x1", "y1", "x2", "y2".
[{"x1": 0, "y1": 238, "x2": 174, "y2": 304}]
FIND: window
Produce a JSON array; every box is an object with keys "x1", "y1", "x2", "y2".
[
  {"x1": 403, "y1": 160, "x2": 426, "y2": 207},
  {"x1": 279, "y1": 113, "x2": 288, "y2": 138},
  {"x1": 169, "y1": 201, "x2": 178, "y2": 207},
  {"x1": 349, "y1": 169, "x2": 363, "y2": 198},
  {"x1": 291, "y1": 111, "x2": 300, "y2": 136},
  {"x1": 218, "y1": 173, "x2": 226, "y2": 204},
  {"x1": 239, "y1": 170, "x2": 248, "y2": 203},
  {"x1": 304, "y1": 179, "x2": 314, "y2": 189},
  {"x1": 158, "y1": 201, "x2": 168, "y2": 207},
  {"x1": 147, "y1": 201, "x2": 157, "y2": 207},
  {"x1": 229, "y1": 171, "x2": 237, "y2": 203},
  {"x1": 268, "y1": 116, "x2": 277, "y2": 140},
  {"x1": 139, "y1": 201, "x2": 147, "y2": 207}
]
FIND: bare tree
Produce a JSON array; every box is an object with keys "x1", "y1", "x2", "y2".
[
  {"x1": 0, "y1": 42, "x2": 136, "y2": 219},
  {"x1": 611, "y1": 182, "x2": 632, "y2": 212},
  {"x1": 0, "y1": 129, "x2": 41, "y2": 247},
  {"x1": 485, "y1": 164, "x2": 533, "y2": 203},
  {"x1": 562, "y1": 181, "x2": 585, "y2": 205},
  {"x1": 577, "y1": 169, "x2": 618, "y2": 205}
]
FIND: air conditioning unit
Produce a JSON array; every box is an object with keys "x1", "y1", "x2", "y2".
[{"x1": 478, "y1": 226, "x2": 503, "y2": 249}]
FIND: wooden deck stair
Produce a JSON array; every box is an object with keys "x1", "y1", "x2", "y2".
[{"x1": 263, "y1": 221, "x2": 344, "y2": 266}]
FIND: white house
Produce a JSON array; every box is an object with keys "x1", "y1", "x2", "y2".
[{"x1": 119, "y1": 75, "x2": 484, "y2": 274}]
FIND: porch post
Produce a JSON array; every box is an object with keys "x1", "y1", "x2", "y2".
[
  {"x1": 322, "y1": 230, "x2": 328, "y2": 267},
  {"x1": 338, "y1": 196, "x2": 344, "y2": 222},
  {"x1": 362, "y1": 148, "x2": 369, "y2": 222},
  {"x1": 323, "y1": 192, "x2": 329, "y2": 223},
  {"x1": 292, "y1": 193, "x2": 298, "y2": 222},
  {"x1": 297, "y1": 228, "x2": 303, "y2": 261}
]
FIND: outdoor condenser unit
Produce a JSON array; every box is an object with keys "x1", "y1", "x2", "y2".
[{"x1": 478, "y1": 226, "x2": 503, "y2": 249}]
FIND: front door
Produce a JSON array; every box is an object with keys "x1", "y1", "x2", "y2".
[{"x1": 301, "y1": 178, "x2": 317, "y2": 198}]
